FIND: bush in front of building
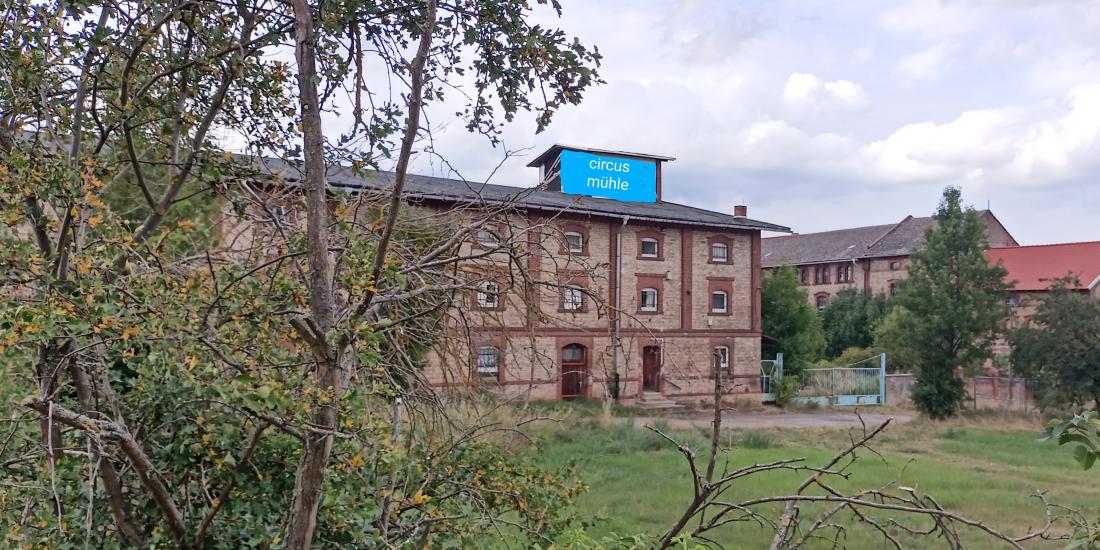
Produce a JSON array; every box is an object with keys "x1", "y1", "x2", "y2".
[
  {"x1": 820, "y1": 288, "x2": 889, "y2": 359},
  {"x1": 762, "y1": 265, "x2": 826, "y2": 375},
  {"x1": 1011, "y1": 277, "x2": 1100, "y2": 413}
]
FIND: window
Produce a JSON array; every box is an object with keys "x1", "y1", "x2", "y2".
[
  {"x1": 888, "y1": 282, "x2": 898, "y2": 297},
  {"x1": 814, "y1": 265, "x2": 830, "y2": 285},
  {"x1": 713, "y1": 346, "x2": 730, "y2": 372},
  {"x1": 711, "y1": 290, "x2": 728, "y2": 313},
  {"x1": 800, "y1": 268, "x2": 810, "y2": 285},
  {"x1": 640, "y1": 288, "x2": 658, "y2": 312},
  {"x1": 1006, "y1": 292, "x2": 1020, "y2": 309},
  {"x1": 711, "y1": 242, "x2": 728, "y2": 263},
  {"x1": 640, "y1": 238, "x2": 659, "y2": 258},
  {"x1": 476, "y1": 281, "x2": 499, "y2": 309},
  {"x1": 562, "y1": 344, "x2": 585, "y2": 362},
  {"x1": 476, "y1": 346, "x2": 500, "y2": 378},
  {"x1": 816, "y1": 294, "x2": 829, "y2": 311},
  {"x1": 477, "y1": 228, "x2": 500, "y2": 247},
  {"x1": 562, "y1": 285, "x2": 583, "y2": 311},
  {"x1": 889, "y1": 261, "x2": 902, "y2": 271},
  {"x1": 564, "y1": 232, "x2": 584, "y2": 254},
  {"x1": 837, "y1": 263, "x2": 853, "y2": 283}
]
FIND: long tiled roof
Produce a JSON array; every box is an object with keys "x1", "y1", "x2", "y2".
[
  {"x1": 241, "y1": 156, "x2": 791, "y2": 233},
  {"x1": 762, "y1": 223, "x2": 898, "y2": 267},
  {"x1": 762, "y1": 210, "x2": 1013, "y2": 267}
]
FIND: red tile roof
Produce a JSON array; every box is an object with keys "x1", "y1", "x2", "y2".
[{"x1": 986, "y1": 241, "x2": 1100, "y2": 291}]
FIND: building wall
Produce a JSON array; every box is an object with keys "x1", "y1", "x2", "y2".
[{"x1": 419, "y1": 212, "x2": 766, "y2": 403}]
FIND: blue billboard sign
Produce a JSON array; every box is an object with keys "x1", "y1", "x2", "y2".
[{"x1": 559, "y1": 150, "x2": 657, "y2": 202}]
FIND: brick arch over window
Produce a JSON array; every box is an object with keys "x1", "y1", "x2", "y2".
[
  {"x1": 636, "y1": 229, "x2": 665, "y2": 261},
  {"x1": 707, "y1": 235, "x2": 733, "y2": 264},
  {"x1": 558, "y1": 222, "x2": 590, "y2": 256}
]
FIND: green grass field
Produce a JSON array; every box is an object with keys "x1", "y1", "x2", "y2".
[{"x1": 525, "y1": 404, "x2": 1095, "y2": 548}]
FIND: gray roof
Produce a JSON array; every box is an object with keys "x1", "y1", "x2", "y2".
[
  {"x1": 762, "y1": 222, "x2": 902, "y2": 267},
  {"x1": 242, "y1": 156, "x2": 790, "y2": 233},
  {"x1": 762, "y1": 211, "x2": 1006, "y2": 267}
]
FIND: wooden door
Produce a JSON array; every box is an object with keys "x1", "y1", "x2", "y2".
[
  {"x1": 642, "y1": 345, "x2": 661, "y2": 392},
  {"x1": 561, "y1": 344, "x2": 587, "y2": 399}
]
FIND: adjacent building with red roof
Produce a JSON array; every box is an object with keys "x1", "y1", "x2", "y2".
[{"x1": 986, "y1": 241, "x2": 1100, "y2": 296}]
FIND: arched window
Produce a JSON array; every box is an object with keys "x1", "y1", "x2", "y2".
[
  {"x1": 815, "y1": 294, "x2": 829, "y2": 310},
  {"x1": 476, "y1": 346, "x2": 500, "y2": 378},
  {"x1": 640, "y1": 288, "x2": 659, "y2": 312},
  {"x1": 477, "y1": 228, "x2": 500, "y2": 247},
  {"x1": 476, "y1": 281, "x2": 499, "y2": 309},
  {"x1": 711, "y1": 290, "x2": 728, "y2": 313},
  {"x1": 564, "y1": 231, "x2": 584, "y2": 253},
  {"x1": 640, "y1": 238, "x2": 659, "y2": 258},
  {"x1": 713, "y1": 346, "x2": 730, "y2": 372},
  {"x1": 562, "y1": 285, "x2": 584, "y2": 311},
  {"x1": 710, "y1": 242, "x2": 728, "y2": 263}
]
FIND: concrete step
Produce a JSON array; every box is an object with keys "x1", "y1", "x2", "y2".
[{"x1": 637, "y1": 392, "x2": 684, "y2": 410}]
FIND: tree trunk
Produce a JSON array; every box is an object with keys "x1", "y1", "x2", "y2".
[{"x1": 282, "y1": 0, "x2": 338, "y2": 547}]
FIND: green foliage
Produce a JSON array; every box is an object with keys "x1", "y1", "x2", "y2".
[
  {"x1": 873, "y1": 306, "x2": 921, "y2": 373},
  {"x1": 1041, "y1": 412, "x2": 1100, "y2": 549},
  {"x1": 1010, "y1": 278, "x2": 1100, "y2": 412},
  {"x1": 820, "y1": 288, "x2": 888, "y2": 358},
  {"x1": 819, "y1": 346, "x2": 883, "y2": 368},
  {"x1": 1041, "y1": 411, "x2": 1100, "y2": 471},
  {"x1": 889, "y1": 187, "x2": 1011, "y2": 419},
  {"x1": 773, "y1": 374, "x2": 801, "y2": 407},
  {"x1": 762, "y1": 265, "x2": 825, "y2": 374}
]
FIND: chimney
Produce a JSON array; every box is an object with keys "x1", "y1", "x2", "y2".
[{"x1": 734, "y1": 204, "x2": 747, "y2": 217}]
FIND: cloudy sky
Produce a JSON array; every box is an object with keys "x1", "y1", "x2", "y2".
[{"x1": 408, "y1": 0, "x2": 1100, "y2": 244}]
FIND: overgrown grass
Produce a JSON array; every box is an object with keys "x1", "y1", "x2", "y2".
[{"x1": 528, "y1": 407, "x2": 1090, "y2": 548}]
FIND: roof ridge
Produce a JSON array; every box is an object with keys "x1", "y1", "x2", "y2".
[
  {"x1": 761, "y1": 222, "x2": 896, "y2": 240},
  {"x1": 865, "y1": 215, "x2": 914, "y2": 251}
]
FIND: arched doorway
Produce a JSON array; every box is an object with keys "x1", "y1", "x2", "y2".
[
  {"x1": 560, "y1": 344, "x2": 588, "y2": 399},
  {"x1": 642, "y1": 345, "x2": 661, "y2": 392}
]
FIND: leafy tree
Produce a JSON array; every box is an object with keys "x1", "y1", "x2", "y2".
[
  {"x1": 762, "y1": 265, "x2": 825, "y2": 374},
  {"x1": 1010, "y1": 278, "x2": 1100, "y2": 412},
  {"x1": 820, "y1": 288, "x2": 888, "y2": 358},
  {"x1": 0, "y1": 0, "x2": 601, "y2": 547},
  {"x1": 889, "y1": 187, "x2": 1010, "y2": 419}
]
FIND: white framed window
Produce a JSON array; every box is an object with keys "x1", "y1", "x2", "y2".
[
  {"x1": 477, "y1": 228, "x2": 500, "y2": 247},
  {"x1": 714, "y1": 346, "x2": 730, "y2": 372},
  {"x1": 476, "y1": 346, "x2": 500, "y2": 377},
  {"x1": 476, "y1": 281, "x2": 499, "y2": 309},
  {"x1": 711, "y1": 290, "x2": 728, "y2": 313},
  {"x1": 564, "y1": 231, "x2": 584, "y2": 253},
  {"x1": 640, "y1": 288, "x2": 658, "y2": 312},
  {"x1": 640, "y1": 238, "x2": 659, "y2": 258},
  {"x1": 562, "y1": 285, "x2": 584, "y2": 311},
  {"x1": 711, "y1": 242, "x2": 728, "y2": 262}
]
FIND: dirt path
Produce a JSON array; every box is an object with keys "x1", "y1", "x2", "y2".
[{"x1": 633, "y1": 410, "x2": 913, "y2": 430}]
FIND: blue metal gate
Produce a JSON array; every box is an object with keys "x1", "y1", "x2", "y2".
[{"x1": 761, "y1": 353, "x2": 887, "y2": 405}]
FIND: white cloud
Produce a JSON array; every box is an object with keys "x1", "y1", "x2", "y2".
[
  {"x1": 781, "y1": 72, "x2": 866, "y2": 107},
  {"x1": 860, "y1": 83, "x2": 1100, "y2": 185},
  {"x1": 895, "y1": 43, "x2": 957, "y2": 81}
]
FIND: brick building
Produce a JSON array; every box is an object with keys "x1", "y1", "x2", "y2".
[
  {"x1": 987, "y1": 241, "x2": 1100, "y2": 323},
  {"x1": 229, "y1": 146, "x2": 789, "y2": 404},
  {"x1": 761, "y1": 211, "x2": 1017, "y2": 309}
]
